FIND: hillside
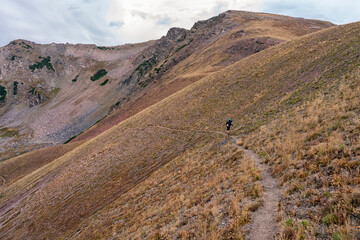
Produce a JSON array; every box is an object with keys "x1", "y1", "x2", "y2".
[
  {"x1": 71, "y1": 10, "x2": 334, "y2": 142},
  {"x1": 1, "y1": 11, "x2": 359, "y2": 240},
  {"x1": 0, "y1": 11, "x2": 334, "y2": 162}
]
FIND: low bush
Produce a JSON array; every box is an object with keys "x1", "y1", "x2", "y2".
[
  {"x1": 29, "y1": 56, "x2": 55, "y2": 72},
  {"x1": 72, "y1": 75, "x2": 79, "y2": 82},
  {"x1": 13, "y1": 81, "x2": 18, "y2": 95},
  {"x1": 0, "y1": 86, "x2": 7, "y2": 102},
  {"x1": 90, "y1": 69, "x2": 107, "y2": 81},
  {"x1": 100, "y1": 79, "x2": 109, "y2": 86}
]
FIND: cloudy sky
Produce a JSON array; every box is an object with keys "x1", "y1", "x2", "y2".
[{"x1": 0, "y1": 0, "x2": 359, "y2": 47}]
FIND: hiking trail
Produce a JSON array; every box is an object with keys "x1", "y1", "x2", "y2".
[
  {"x1": 152, "y1": 125, "x2": 281, "y2": 238},
  {"x1": 0, "y1": 175, "x2": 5, "y2": 188},
  {"x1": 231, "y1": 137, "x2": 281, "y2": 240}
]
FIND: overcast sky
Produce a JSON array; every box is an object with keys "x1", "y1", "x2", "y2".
[{"x1": 0, "y1": 0, "x2": 359, "y2": 47}]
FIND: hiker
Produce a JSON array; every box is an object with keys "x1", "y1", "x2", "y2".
[{"x1": 226, "y1": 118, "x2": 232, "y2": 133}]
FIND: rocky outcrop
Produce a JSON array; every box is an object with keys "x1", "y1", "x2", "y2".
[{"x1": 166, "y1": 27, "x2": 188, "y2": 42}]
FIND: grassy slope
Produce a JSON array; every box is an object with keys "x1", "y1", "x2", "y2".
[
  {"x1": 0, "y1": 141, "x2": 84, "y2": 186},
  {"x1": 73, "y1": 11, "x2": 333, "y2": 142},
  {"x1": 73, "y1": 21, "x2": 360, "y2": 239},
  {"x1": 75, "y1": 140, "x2": 262, "y2": 239},
  {"x1": 1, "y1": 21, "x2": 359, "y2": 239},
  {"x1": 71, "y1": 22, "x2": 360, "y2": 239}
]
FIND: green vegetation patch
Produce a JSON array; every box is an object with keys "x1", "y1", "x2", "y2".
[
  {"x1": 90, "y1": 69, "x2": 107, "y2": 81},
  {"x1": 100, "y1": 79, "x2": 109, "y2": 86},
  {"x1": 0, "y1": 128, "x2": 19, "y2": 138},
  {"x1": 72, "y1": 75, "x2": 79, "y2": 82},
  {"x1": 323, "y1": 214, "x2": 336, "y2": 226},
  {"x1": 97, "y1": 46, "x2": 116, "y2": 50},
  {"x1": 135, "y1": 57, "x2": 157, "y2": 76},
  {"x1": 20, "y1": 41, "x2": 32, "y2": 49},
  {"x1": 13, "y1": 81, "x2": 18, "y2": 95},
  {"x1": 175, "y1": 39, "x2": 193, "y2": 53},
  {"x1": 285, "y1": 218, "x2": 294, "y2": 227},
  {"x1": 28, "y1": 87, "x2": 36, "y2": 95},
  {"x1": 29, "y1": 56, "x2": 55, "y2": 72},
  {"x1": 0, "y1": 86, "x2": 7, "y2": 102}
]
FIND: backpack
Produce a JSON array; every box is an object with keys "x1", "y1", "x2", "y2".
[{"x1": 227, "y1": 119, "x2": 232, "y2": 126}]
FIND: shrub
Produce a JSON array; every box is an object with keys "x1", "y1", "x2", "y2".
[
  {"x1": 136, "y1": 58, "x2": 157, "y2": 76},
  {"x1": 72, "y1": 75, "x2": 79, "y2": 82},
  {"x1": 29, "y1": 56, "x2": 55, "y2": 72},
  {"x1": 100, "y1": 79, "x2": 109, "y2": 86},
  {"x1": 0, "y1": 86, "x2": 7, "y2": 102},
  {"x1": 13, "y1": 81, "x2": 18, "y2": 95},
  {"x1": 175, "y1": 39, "x2": 193, "y2": 53},
  {"x1": 97, "y1": 46, "x2": 116, "y2": 50},
  {"x1": 21, "y1": 41, "x2": 32, "y2": 49},
  {"x1": 285, "y1": 218, "x2": 294, "y2": 227},
  {"x1": 323, "y1": 214, "x2": 335, "y2": 226},
  {"x1": 332, "y1": 232, "x2": 342, "y2": 240},
  {"x1": 0, "y1": 128, "x2": 19, "y2": 138},
  {"x1": 301, "y1": 220, "x2": 310, "y2": 228},
  {"x1": 90, "y1": 69, "x2": 107, "y2": 81},
  {"x1": 28, "y1": 87, "x2": 36, "y2": 95}
]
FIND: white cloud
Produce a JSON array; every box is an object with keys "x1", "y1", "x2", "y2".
[
  {"x1": 0, "y1": 0, "x2": 117, "y2": 46},
  {"x1": 259, "y1": 0, "x2": 360, "y2": 24},
  {"x1": 108, "y1": 0, "x2": 263, "y2": 43},
  {"x1": 0, "y1": 0, "x2": 359, "y2": 47}
]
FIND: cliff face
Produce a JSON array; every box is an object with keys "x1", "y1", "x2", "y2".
[{"x1": 0, "y1": 11, "x2": 334, "y2": 160}]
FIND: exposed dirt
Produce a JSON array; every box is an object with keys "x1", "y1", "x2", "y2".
[
  {"x1": 0, "y1": 175, "x2": 5, "y2": 188},
  {"x1": 236, "y1": 137, "x2": 281, "y2": 240}
]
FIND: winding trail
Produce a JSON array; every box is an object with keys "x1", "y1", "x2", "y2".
[
  {"x1": 152, "y1": 125, "x2": 281, "y2": 239},
  {"x1": 231, "y1": 137, "x2": 281, "y2": 240}
]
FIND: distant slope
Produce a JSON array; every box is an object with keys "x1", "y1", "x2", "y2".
[
  {"x1": 0, "y1": 141, "x2": 84, "y2": 186},
  {"x1": 3, "y1": 12, "x2": 360, "y2": 240},
  {"x1": 0, "y1": 40, "x2": 154, "y2": 160},
  {"x1": 72, "y1": 10, "x2": 334, "y2": 142}
]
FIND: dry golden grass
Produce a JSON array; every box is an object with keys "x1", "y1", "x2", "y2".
[
  {"x1": 0, "y1": 124, "x2": 223, "y2": 239},
  {"x1": 72, "y1": 141, "x2": 262, "y2": 239},
  {"x1": 243, "y1": 78, "x2": 360, "y2": 239},
  {"x1": 0, "y1": 141, "x2": 84, "y2": 186},
  {"x1": 0, "y1": 17, "x2": 358, "y2": 240}
]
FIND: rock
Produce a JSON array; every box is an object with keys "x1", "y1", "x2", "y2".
[{"x1": 166, "y1": 27, "x2": 188, "y2": 42}]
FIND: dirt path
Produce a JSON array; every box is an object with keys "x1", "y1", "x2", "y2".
[
  {"x1": 231, "y1": 137, "x2": 281, "y2": 240},
  {"x1": 152, "y1": 126, "x2": 281, "y2": 238},
  {"x1": 0, "y1": 175, "x2": 5, "y2": 188}
]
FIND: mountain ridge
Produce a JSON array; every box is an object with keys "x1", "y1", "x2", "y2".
[
  {"x1": 2, "y1": 11, "x2": 358, "y2": 240},
  {"x1": 0, "y1": 10, "x2": 334, "y2": 161}
]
